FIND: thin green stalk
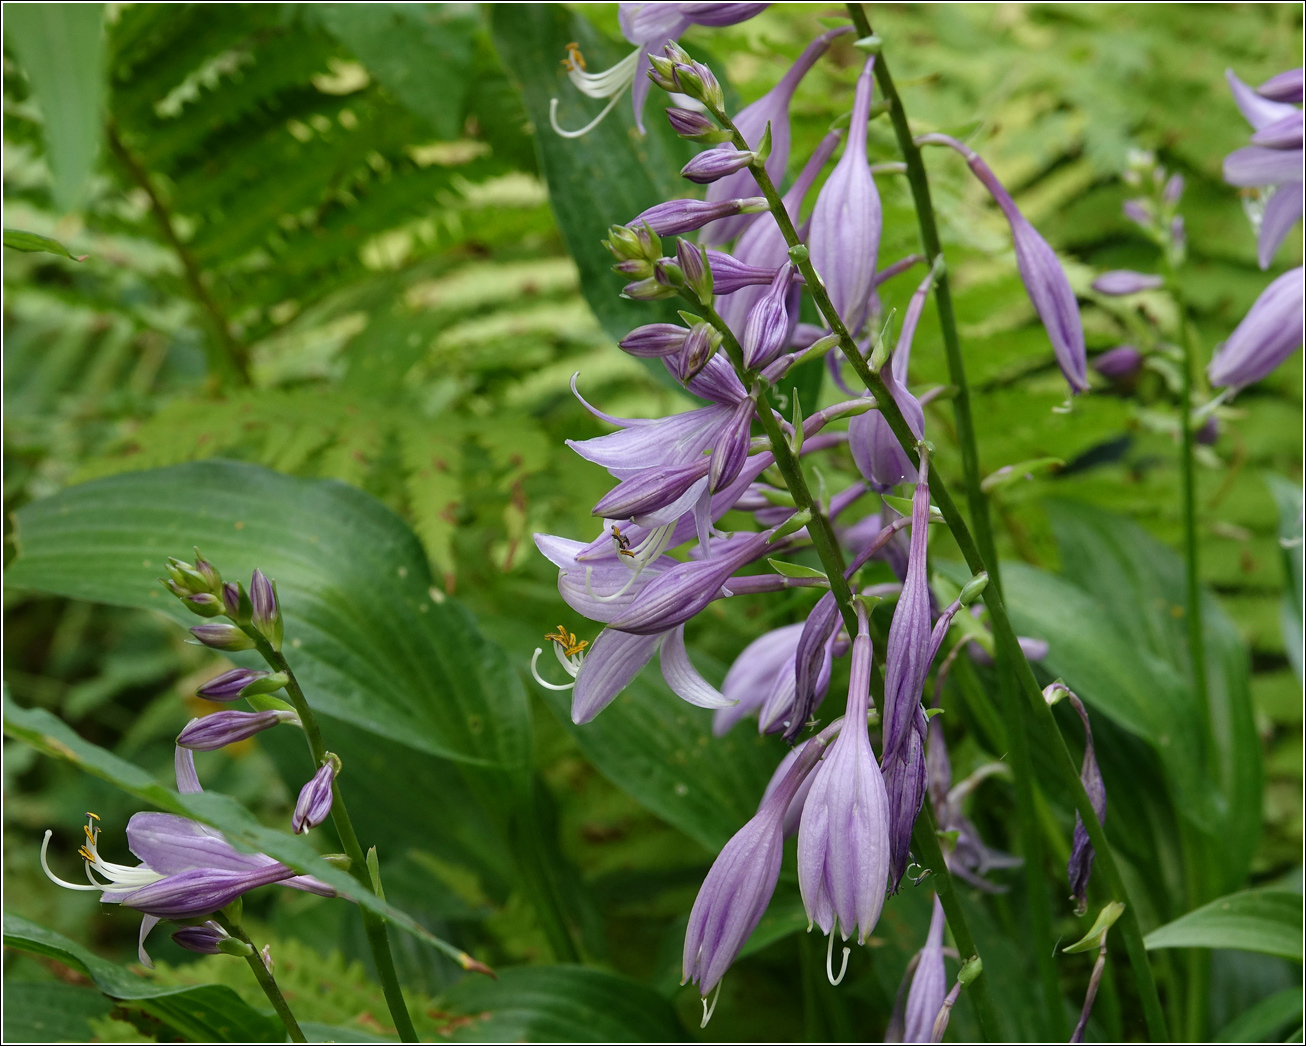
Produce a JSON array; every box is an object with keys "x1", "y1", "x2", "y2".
[
  {"x1": 705, "y1": 50, "x2": 1168, "y2": 1041},
  {"x1": 214, "y1": 914, "x2": 306, "y2": 1043},
  {"x1": 248, "y1": 635, "x2": 419, "y2": 1043},
  {"x1": 845, "y1": 4, "x2": 1064, "y2": 1033}
]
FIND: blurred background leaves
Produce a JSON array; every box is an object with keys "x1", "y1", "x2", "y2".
[{"x1": 3, "y1": 2, "x2": 1300, "y2": 1042}]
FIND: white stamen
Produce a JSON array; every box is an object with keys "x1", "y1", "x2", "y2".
[
  {"x1": 826, "y1": 931, "x2": 851, "y2": 986},
  {"x1": 700, "y1": 981, "x2": 723, "y2": 1028},
  {"x1": 550, "y1": 93, "x2": 628, "y2": 139},
  {"x1": 530, "y1": 648, "x2": 576, "y2": 691},
  {"x1": 40, "y1": 831, "x2": 101, "y2": 892},
  {"x1": 567, "y1": 48, "x2": 641, "y2": 98}
]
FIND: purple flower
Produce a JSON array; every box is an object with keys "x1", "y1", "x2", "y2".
[
  {"x1": 1207, "y1": 266, "x2": 1304, "y2": 390},
  {"x1": 1225, "y1": 69, "x2": 1303, "y2": 268},
  {"x1": 633, "y1": 197, "x2": 765, "y2": 236},
  {"x1": 1047, "y1": 685, "x2": 1106, "y2": 915},
  {"x1": 683, "y1": 737, "x2": 824, "y2": 997},
  {"x1": 1092, "y1": 344, "x2": 1143, "y2": 381},
  {"x1": 1258, "y1": 67, "x2": 1305, "y2": 104},
  {"x1": 742, "y1": 263, "x2": 797, "y2": 368},
  {"x1": 1259, "y1": 183, "x2": 1305, "y2": 270},
  {"x1": 789, "y1": 591, "x2": 842, "y2": 742},
  {"x1": 797, "y1": 605, "x2": 890, "y2": 946},
  {"x1": 756, "y1": 739, "x2": 819, "y2": 837},
  {"x1": 171, "y1": 920, "x2": 234, "y2": 956},
  {"x1": 189, "y1": 623, "x2": 255, "y2": 651},
  {"x1": 176, "y1": 709, "x2": 297, "y2": 751},
  {"x1": 902, "y1": 896, "x2": 947, "y2": 1043},
  {"x1": 1250, "y1": 110, "x2": 1304, "y2": 149},
  {"x1": 705, "y1": 248, "x2": 783, "y2": 294},
  {"x1": 715, "y1": 621, "x2": 827, "y2": 736},
  {"x1": 809, "y1": 56, "x2": 883, "y2": 331},
  {"x1": 674, "y1": 2, "x2": 771, "y2": 26},
  {"x1": 1227, "y1": 68, "x2": 1298, "y2": 134},
  {"x1": 113, "y1": 864, "x2": 301, "y2": 920},
  {"x1": 250, "y1": 569, "x2": 282, "y2": 650},
  {"x1": 293, "y1": 762, "x2": 336, "y2": 834},
  {"x1": 1223, "y1": 145, "x2": 1304, "y2": 187},
  {"x1": 920, "y1": 134, "x2": 1088, "y2": 393},
  {"x1": 682, "y1": 147, "x2": 756, "y2": 184},
  {"x1": 196, "y1": 667, "x2": 271, "y2": 702},
  {"x1": 702, "y1": 27, "x2": 851, "y2": 245},
  {"x1": 1091, "y1": 270, "x2": 1164, "y2": 296}
]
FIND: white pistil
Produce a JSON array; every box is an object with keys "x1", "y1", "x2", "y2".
[
  {"x1": 530, "y1": 648, "x2": 577, "y2": 691},
  {"x1": 700, "y1": 981, "x2": 723, "y2": 1028},
  {"x1": 826, "y1": 931, "x2": 851, "y2": 986},
  {"x1": 41, "y1": 815, "x2": 165, "y2": 897},
  {"x1": 40, "y1": 831, "x2": 100, "y2": 892}
]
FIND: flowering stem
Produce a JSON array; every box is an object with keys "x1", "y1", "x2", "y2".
[
  {"x1": 843, "y1": 4, "x2": 1064, "y2": 1034},
  {"x1": 244, "y1": 633, "x2": 419, "y2": 1043},
  {"x1": 707, "y1": 32, "x2": 1168, "y2": 1043},
  {"x1": 213, "y1": 913, "x2": 306, "y2": 1043}
]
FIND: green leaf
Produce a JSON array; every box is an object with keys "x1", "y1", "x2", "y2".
[
  {"x1": 2, "y1": 694, "x2": 480, "y2": 970},
  {"x1": 2, "y1": 913, "x2": 282, "y2": 1042},
  {"x1": 2, "y1": 228, "x2": 87, "y2": 260},
  {"x1": 1266, "y1": 474, "x2": 1303, "y2": 684},
  {"x1": 0, "y1": 980, "x2": 114, "y2": 1043},
  {"x1": 1143, "y1": 890, "x2": 1303, "y2": 960},
  {"x1": 5, "y1": 460, "x2": 530, "y2": 773},
  {"x1": 489, "y1": 5, "x2": 697, "y2": 350},
  {"x1": 1062, "y1": 900, "x2": 1126, "y2": 953},
  {"x1": 766, "y1": 558, "x2": 829, "y2": 581},
  {"x1": 1214, "y1": 987, "x2": 1303, "y2": 1043},
  {"x1": 436, "y1": 964, "x2": 689, "y2": 1042},
  {"x1": 535, "y1": 667, "x2": 779, "y2": 851},
  {"x1": 3, "y1": 3, "x2": 106, "y2": 211}
]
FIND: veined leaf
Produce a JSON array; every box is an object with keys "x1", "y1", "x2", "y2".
[
  {"x1": 0, "y1": 980, "x2": 114, "y2": 1044},
  {"x1": 6, "y1": 460, "x2": 531, "y2": 772},
  {"x1": 1143, "y1": 889, "x2": 1303, "y2": 960}
]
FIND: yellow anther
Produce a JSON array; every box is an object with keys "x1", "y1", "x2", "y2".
[
  {"x1": 86, "y1": 812, "x2": 100, "y2": 821},
  {"x1": 544, "y1": 625, "x2": 589, "y2": 658},
  {"x1": 561, "y1": 41, "x2": 586, "y2": 72},
  {"x1": 611, "y1": 525, "x2": 637, "y2": 558}
]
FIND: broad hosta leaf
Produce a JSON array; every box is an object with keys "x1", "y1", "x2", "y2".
[
  {"x1": 2, "y1": 228, "x2": 87, "y2": 260},
  {"x1": 436, "y1": 964, "x2": 688, "y2": 1042},
  {"x1": 3, "y1": 3, "x2": 106, "y2": 211},
  {"x1": 1214, "y1": 986, "x2": 1303, "y2": 1043},
  {"x1": 2, "y1": 912, "x2": 282, "y2": 1043},
  {"x1": 6, "y1": 460, "x2": 530, "y2": 773},
  {"x1": 536, "y1": 669, "x2": 779, "y2": 852},
  {"x1": 1143, "y1": 890, "x2": 1303, "y2": 960},
  {"x1": 2, "y1": 695, "x2": 477, "y2": 967},
  {"x1": 489, "y1": 4, "x2": 698, "y2": 349},
  {"x1": 1, "y1": 980, "x2": 114, "y2": 1043}
]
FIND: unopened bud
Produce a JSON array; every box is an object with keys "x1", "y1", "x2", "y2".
[
  {"x1": 959, "y1": 572, "x2": 990, "y2": 606},
  {"x1": 239, "y1": 671, "x2": 289, "y2": 698},
  {"x1": 680, "y1": 147, "x2": 754, "y2": 185},
  {"x1": 653, "y1": 258, "x2": 684, "y2": 289},
  {"x1": 787, "y1": 244, "x2": 809, "y2": 264},
  {"x1": 679, "y1": 322, "x2": 721, "y2": 380},
  {"x1": 620, "y1": 323, "x2": 688, "y2": 358},
  {"x1": 292, "y1": 759, "x2": 337, "y2": 834},
  {"x1": 676, "y1": 239, "x2": 713, "y2": 302},
  {"x1": 250, "y1": 569, "x2": 282, "y2": 651},
  {"x1": 177, "y1": 709, "x2": 298, "y2": 751},
  {"x1": 622, "y1": 276, "x2": 678, "y2": 301},
  {"x1": 221, "y1": 581, "x2": 252, "y2": 623},
  {"x1": 612, "y1": 257, "x2": 654, "y2": 279},
  {"x1": 957, "y1": 955, "x2": 984, "y2": 986},
  {"x1": 666, "y1": 107, "x2": 731, "y2": 142},
  {"x1": 182, "y1": 592, "x2": 224, "y2": 618},
  {"x1": 198, "y1": 668, "x2": 271, "y2": 702},
  {"x1": 190, "y1": 623, "x2": 256, "y2": 651},
  {"x1": 646, "y1": 52, "x2": 677, "y2": 91},
  {"x1": 191, "y1": 549, "x2": 221, "y2": 591},
  {"x1": 166, "y1": 557, "x2": 210, "y2": 595}
]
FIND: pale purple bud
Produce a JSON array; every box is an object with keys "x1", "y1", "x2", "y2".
[
  {"x1": 797, "y1": 607, "x2": 890, "y2": 943},
  {"x1": 250, "y1": 569, "x2": 282, "y2": 650},
  {"x1": 593, "y1": 458, "x2": 711, "y2": 519},
  {"x1": 1091, "y1": 270, "x2": 1164, "y2": 296},
  {"x1": 809, "y1": 56, "x2": 882, "y2": 330},
  {"x1": 1195, "y1": 415, "x2": 1220, "y2": 446},
  {"x1": 1207, "y1": 266, "x2": 1305, "y2": 390},
  {"x1": 682, "y1": 147, "x2": 754, "y2": 184},
  {"x1": 116, "y1": 863, "x2": 299, "y2": 920},
  {"x1": 221, "y1": 581, "x2": 251, "y2": 623},
  {"x1": 684, "y1": 738, "x2": 823, "y2": 996},
  {"x1": 633, "y1": 197, "x2": 765, "y2": 236},
  {"x1": 196, "y1": 668, "x2": 272, "y2": 702},
  {"x1": 191, "y1": 551, "x2": 221, "y2": 591},
  {"x1": 742, "y1": 263, "x2": 796, "y2": 368},
  {"x1": 882, "y1": 471, "x2": 934, "y2": 763},
  {"x1": 620, "y1": 323, "x2": 688, "y2": 358},
  {"x1": 667, "y1": 51, "x2": 723, "y2": 111},
  {"x1": 1258, "y1": 182, "x2": 1304, "y2": 270},
  {"x1": 666, "y1": 107, "x2": 721, "y2": 140},
  {"x1": 677, "y1": 238, "x2": 713, "y2": 301},
  {"x1": 177, "y1": 710, "x2": 296, "y2": 751},
  {"x1": 679, "y1": 321, "x2": 720, "y2": 379},
  {"x1": 1163, "y1": 173, "x2": 1185, "y2": 204},
  {"x1": 1064, "y1": 693, "x2": 1105, "y2": 915},
  {"x1": 1170, "y1": 214, "x2": 1186, "y2": 252},
  {"x1": 1257, "y1": 67, "x2": 1305, "y2": 104},
  {"x1": 1123, "y1": 199, "x2": 1152, "y2": 226},
  {"x1": 705, "y1": 248, "x2": 781, "y2": 294},
  {"x1": 1091, "y1": 345, "x2": 1143, "y2": 381},
  {"x1": 1224, "y1": 145, "x2": 1304, "y2": 187},
  {"x1": 702, "y1": 27, "x2": 850, "y2": 244},
  {"x1": 903, "y1": 897, "x2": 948, "y2": 1043},
  {"x1": 709, "y1": 398, "x2": 755, "y2": 491},
  {"x1": 1251, "y1": 110, "x2": 1305, "y2": 150},
  {"x1": 170, "y1": 921, "x2": 231, "y2": 956},
  {"x1": 677, "y1": 2, "x2": 771, "y2": 27},
  {"x1": 189, "y1": 623, "x2": 255, "y2": 651},
  {"x1": 292, "y1": 762, "x2": 336, "y2": 834},
  {"x1": 920, "y1": 134, "x2": 1088, "y2": 392}
]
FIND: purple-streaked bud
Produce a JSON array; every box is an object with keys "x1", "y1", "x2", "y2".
[
  {"x1": 177, "y1": 710, "x2": 297, "y2": 751},
  {"x1": 1091, "y1": 270, "x2": 1164, "y2": 296},
  {"x1": 920, "y1": 134, "x2": 1088, "y2": 392},
  {"x1": 117, "y1": 863, "x2": 300, "y2": 920},
  {"x1": 705, "y1": 249, "x2": 781, "y2": 294},
  {"x1": 788, "y1": 591, "x2": 841, "y2": 743},
  {"x1": 1092, "y1": 345, "x2": 1143, "y2": 381},
  {"x1": 664, "y1": 46, "x2": 723, "y2": 111},
  {"x1": 702, "y1": 27, "x2": 850, "y2": 245},
  {"x1": 633, "y1": 197, "x2": 766, "y2": 237},
  {"x1": 620, "y1": 323, "x2": 688, "y2": 358},
  {"x1": 221, "y1": 581, "x2": 252, "y2": 623},
  {"x1": 742, "y1": 264, "x2": 796, "y2": 368},
  {"x1": 1163, "y1": 173, "x2": 1185, "y2": 205},
  {"x1": 809, "y1": 56, "x2": 882, "y2": 331},
  {"x1": 606, "y1": 223, "x2": 661, "y2": 263},
  {"x1": 1123, "y1": 199, "x2": 1151, "y2": 227},
  {"x1": 197, "y1": 668, "x2": 272, "y2": 702},
  {"x1": 1170, "y1": 214, "x2": 1186, "y2": 253},
  {"x1": 882, "y1": 465, "x2": 933, "y2": 764},
  {"x1": 1257, "y1": 67, "x2": 1305, "y2": 104},
  {"x1": 623, "y1": 276, "x2": 679, "y2": 301},
  {"x1": 679, "y1": 321, "x2": 722, "y2": 380},
  {"x1": 191, "y1": 551, "x2": 221, "y2": 591},
  {"x1": 171, "y1": 921, "x2": 245, "y2": 956},
  {"x1": 682, "y1": 148, "x2": 755, "y2": 184},
  {"x1": 608, "y1": 530, "x2": 772, "y2": 635},
  {"x1": 677, "y1": 2, "x2": 771, "y2": 28},
  {"x1": 1207, "y1": 266, "x2": 1305, "y2": 390},
  {"x1": 166, "y1": 557, "x2": 210, "y2": 594},
  {"x1": 613, "y1": 257, "x2": 655, "y2": 279},
  {"x1": 684, "y1": 737, "x2": 823, "y2": 997},
  {"x1": 1258, "y1": 181, "x2": 1304, "y2": 270},
  {"x1": 883, "y1": 710, "x2": 928, "y2": 892},
  {"x1": 250, "y1": 570, "x2": 282, "y2": 650},
  {"x1": 189, "y1": 623, "x2": 255, "y2": 651},
  {"x1": 709, "y1": 398, "x2": 755, "y2": 492},
  {"x1": 797, "y1": 605, "x2": 890, "y2": 944},
  {"x1": 677, "y1": 239, "x2": 714, "y2": 301},
  {"x1": 666, "y1": 107, "x2": 731, "y2": 142},
  {"x1": 182, "y1": 592, "x2": 224, "y2": 618},
  {"x1": 292, "y1": 761, "x2": 337, "y2": 834},
  {"x1": 903, "y1": 896, "x2": 948, "y2": 1043},
  {"x1": 593, "y1": 458, "x2": 711, "y2": 519},
  {"x1": 1250, "y1": 110, "x2": 1304, "y2": 150},
  {"x1": 1224, "y1": 145, "x2": 1304, "y2": 187},
  {"x1": 653, "y1": 258, "x2": 684, "y2": 289}
]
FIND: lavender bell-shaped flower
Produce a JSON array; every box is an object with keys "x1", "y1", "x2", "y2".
[
  {"x1": 797, "y1": 604, "x2": 891, "y2": 963},
  {"x1": 702, "y1": 27, "x2": 851, "y2": 245},
  {"x1": 714, "y1": 621, "x2": 831, "y2": 736},
  {"x1": 902, "y1": 896, "x2": 948, "y2": 1043},
  {"x1": 809, "y1": 56, "x2": 883, "y2": 332},
  {"x1": 756, "y1": 739, "x2": 819, "y2": 838},
  {"x1": 293, "y1": 761, "x2": 337, "y2": 834},
  {"x1": 176, "y1": 709, "x2": 297, "y2": 751},
  {"x1": 919, "y1": 134, "x2": 1088, "y2": 393},
  {"x1": 1207, "y1": 265, "x2": 1304, "y2": 391}
]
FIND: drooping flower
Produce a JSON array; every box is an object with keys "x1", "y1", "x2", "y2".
[
  {"x1": 901, "y1": 896, "x2": 948, "y2": 1043},
  {"x1": 713, "y1": 621, "x2": 831, "y2": 736},
  {"x1": 1207, "y1": 265, "x2": 1304, "y2": 391},
  {"x1": 1045, "y1": 684, "x2": 1106, "y2": 915},
  {"x1": 919, "y1": 134, "x2": 1088, "y2": 393}
]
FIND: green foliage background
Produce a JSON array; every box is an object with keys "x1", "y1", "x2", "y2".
[{"x1": 2, "y1": 3, "x2": 1301, "y2": 1042}]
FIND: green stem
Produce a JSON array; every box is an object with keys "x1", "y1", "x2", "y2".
[
  {"x1": 845, "y1": 5, "x2": 1064, "y2": 1033},
  {"x1": 214, "y1": 914, "x2": 307, "y2": 1043},
  {"x1": 705, "y1": 35, "x2": 1168, "y2": 1041},
  {"x1": 249, "y1": 635, "x2": 419, "y2": 1043}
]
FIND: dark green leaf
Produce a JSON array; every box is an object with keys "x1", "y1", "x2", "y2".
[
  {"x1": 1214, "y1": 986, "x2": 1303, "y2": 1043},
  {"x1": 436, "y1": 964, "x2": 689, "y2": 1042},
  {"x1": 3, "y1": 3, "x2": 105, "y2": 210},
  {"x1": 6, "y1": 460, "x2": 530, "y2": 773},
  {"x1": 0, "y1": 980, "x2": 114, "y2": 1043},
  {"x1": 1266, "y1": 474, "x2": 1303, "y2": 684},
  {"x1": 2, "y1": 228, "x2": 87, "y2": 260},
  {"x1": 1143, "y1": 890, "x2": 1303, "y2": 960},
  {"x1": 2, "y1": 913, "x2": 282, "y2": 1042}
]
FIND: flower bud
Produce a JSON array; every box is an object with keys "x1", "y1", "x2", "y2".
[
  {"x1": 676, "y1": 239, "x2": 713, "y2": 302},
  {"x1": 633, "y1": 197, "x2": 767, "y2": 237},
  {"x1": 622, "y1": 276, "x2": 679, "y2": 301},
  {"x1": 653, "y1": 257, "x2": 684, "y2": 289},
  {"x1": 166, "y1": 557, "x2": 210, "y2": 595},
  {"x1": 646, "y1": 51, "x2": 678, "y2": 92},
  {"x1": 182, "y1": 592, "x2": 225, "y2": 618},
  {"x1": 604, "y1": 223, "x2": 660, "y2": 263},
  {"x1": 741, "y1": 263, "x2": 796, "y2": 368},
  {"x1": 1123, "y1": 198, "x2": 1151, "y2": 227},
  {"x1": 671, "y1": 56, "x2": 724, "y2": 111},
  {"x1": 177, "y1": 709, "x2": 297, "y2": 751},
  {"x1": 239, "y1": 671, "x2": 290, "y2": 697},
  {"x1": 1091, "y1": 270, "x2": 1164, "y2": 296},
  {"x1": 190, "y1": 623, "x2": 256, "y2": 651},
  {"x1": 292, "y1": 759, "x2": 338, "y2": 834},
  {"x1": 250, "y1": 569, "x2": 282, "y2": 651},
  {"x1": 1163, "y1": 173, "x2": 1185, "y2": 205},
  {"x1": 1195, "y1": 415, "x2": 1220, "y2": 446},
  {"x1": 221, "y1": 581, "x2": 252, "y2": 623},
  {"x1": 612, "y1": 257, "x2": 654, "y2": 279},
  {"x1": 197, "y1": 667, "x2": 271, "y2": 702},
  {"x1": 1092, "y1": 344, "x2": 1143, "y2": 381},
  {"x1": 681, "y1": 148, "x2": 754, "y2": 184},
  {"x1": 666, "y1": 107, "x2": 733, "y2": 143},
  {"x1": 619, "y1": 323, "x2": 688, "y2": 358},
  {"x1": 958, "y1": 572, "x2": 990, "y2": 605},
  {"x1": 191, "y1": 549, "x2": 221, "y2": 591},
  {"x1": 171, "y1": 921, "x2": 250, "y2": 957},
  {"x1": 680, "y1": 321, "x2": 722, "y2": 380}
]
